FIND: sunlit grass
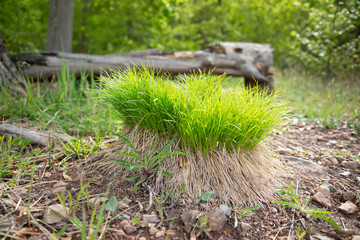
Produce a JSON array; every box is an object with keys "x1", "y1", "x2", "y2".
[
  {"x1": 0, "y1": 66, "x2": 120, "y2": 137},
  {"x1": 98, "y1": 68, "x2": 290, "y2": 153},
  {"x1": 276, "y1": 71, "x2": 360, "y2": 132}
]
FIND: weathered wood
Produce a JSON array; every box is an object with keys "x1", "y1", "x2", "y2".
[
  {"x1": 0, "y1": 34, "x2": 27, "y2": 96},
  {"x1": 0, "y1": 124, "x2": 73, "y2": 147},
  {"x1": 12, "y1": 42, "x2": 275, "y2": 91},
  {"x1": 208, "y1": 42, "x2": 275, "y2": 91}
]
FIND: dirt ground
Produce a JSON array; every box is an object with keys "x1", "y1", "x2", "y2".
[{"x1": 1, "y1": 120, "x2": 359, "y2": 240}]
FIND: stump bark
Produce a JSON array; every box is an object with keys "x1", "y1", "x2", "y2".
[{"x1": 0, "y1": 33, "x2": 27, "y2": 96}]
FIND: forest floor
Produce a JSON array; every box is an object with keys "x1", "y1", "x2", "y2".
[{"x1": 1, "y1": 120, "x2": 360, "y2": 240}]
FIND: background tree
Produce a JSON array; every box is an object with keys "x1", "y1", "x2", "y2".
[{"x1": 46, "y1": 0, "x2": 74, "y2": 53}]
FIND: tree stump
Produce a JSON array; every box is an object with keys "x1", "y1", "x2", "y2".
[{"x1": 0, "y1": 33, "x2": 26, "y2": 96}]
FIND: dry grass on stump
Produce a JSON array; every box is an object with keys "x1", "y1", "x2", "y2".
[{"x1": 86, "y1": 127, "x2": 284, "y2": 204}]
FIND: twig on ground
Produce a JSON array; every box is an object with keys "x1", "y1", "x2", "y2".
[
  {"x1": 341, "y1": 218, "x2": 346, "y2": 230},
  {"x1": 145, "y1": 184, "x2": 154, "y2": 212},
  {"x1": 136, "y1": 200, "x2": 144, "y2": 212},
  {"x1": 273, "y1": 222, "x2": 292, "y2": 240}
]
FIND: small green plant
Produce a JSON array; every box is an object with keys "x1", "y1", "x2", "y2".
[
  {"x1": 104, "y1": 196, "x2": 118, "y2": 212},
  {"x1": 231, "y1": 201, "x2": 261, "y2": 228},
  {"x1": 328, "y1": 150, "x2": 360, "y2": 162},
  {"x1": 155, "y1": 191, "x2": 166, "y2": 220},
  {"x1": 56, "y1": 183, "x2": 90, "y2": 217},
  {"x1": 55, "y1": 183, "x2": 112, "y2": 240},
  {"x1": 295, "y1": 225, "x2": 306, "y2": 240},
  {"x1": 166, "y1": 184, "x2": 186, "y2": 208},
  {"x1": 154, "y1": 191, "x2": 178, "y2": 228},
  {"x1": 195, "y1": 191, "x2": 215, "y2": 204},
  {"x1": 60, "y1": 134, "x2": 103, "y2": 159},
  {"x1": 0, "y1": 135, "x2": 30, "y2": 178},
  {"x1": 193, "y1": 215, "x2": 212, "y2": 238},
  {"x1": 131, "y1": 216, "x2": 142, "y2": 227},
  {"x1": 274, "y1": 184, "x2": 343, "y2": 232},
  {"x1": 113, "y1": 134, "x2": 186, "y2": 186},
  {"x1": 201, "y1": 192, "x2": 214, "y2": 202}
]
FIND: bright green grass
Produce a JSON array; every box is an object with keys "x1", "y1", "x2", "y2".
[
  {"x1": 98, "y1": 68, "x2": 290, "y2": 153},
  {"x1": 0, "y1": 67, "x2": 120, "y2": 137},
  {"x1": 276, "y1": 71, "x2": 360, "y2": 133}
]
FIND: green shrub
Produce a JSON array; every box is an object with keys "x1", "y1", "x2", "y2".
[{"x1": 98, "y1": 68, "x2": 290, "y2": 153}]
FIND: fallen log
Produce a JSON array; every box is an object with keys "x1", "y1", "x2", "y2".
[
  {"x1": 12, "y1": 42, "x2": 275, "y2": 91},
  {"x1": 0, "y1": 124, "x2": 73, "y2": 147}
]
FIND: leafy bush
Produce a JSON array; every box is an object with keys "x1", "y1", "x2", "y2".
[
  {"x1": 291, "y1": 0, "x2": 360, "y2": 79},
  {"x1": 99, "y1": 68, "x2": 290, "y2": 153}
]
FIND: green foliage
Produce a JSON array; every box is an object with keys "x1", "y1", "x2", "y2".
[
  {"x1": 155, "y1": 192, "x2": 166, "y2": 220},
  {"x1": 153, "y1": 186, "x2": 186, "y2": 227},
  {"x1": 55, "y1": 183, "x2": 112, "y2": 240},
  {"x1": 201, "y1": 192, "x2": 215, "y2": 202},
  {"x1": 0, "y1": 135, "x2": 30, "y2": 178},
  {"x1": 99, "y1": 68, "x2": 289, "y2": 153},
  {"x1": 0, "y1": 67, "x2": 120, "y2": 138},
  {"x1": 131, "y1": 216, "x2": 142, "y2": 227},
  {"x1": 104, "y1": 196, "x2": 118, "y2": 212},
  {"x1": 72, "y1": 0, "x2": 178, "y2": 53},
  {"x1": 154, "y1": 191, "x2": 178, "y2": 228},
  {"x1": 0, "y1": 0, "x2": 48, "y2": 54},
  {"x1": 193, "y1": 191, "x2": 215, "y2": 205},
  {"x1": 60, "y1": 134, "x2": 103, "y2": 159},
  {"x1": 291, "y1": 0, "x2": 360, "y2": 79},
  {"x1": 295, "y1": 225, "x2": 306, "y2": 240},
  {"x1": 113, "y1": 134, "x2": 185, "y2": 186},
  {"x1": 193, "y1": 215, "x2": 212, "y2": 238},
  {"x1": 276, "y1": 71, "x2": 360, "y2": 131},
  {"x1": 274, "y1": 184, "x2": 343, "y2": 232},
  {"x1": 1, "y1": 0, "x2": 358, "y2": 79},
  {"x1": 166, "y1": 184, "x2": 186, "y2": 207},
  {"x1": 231, "y1": 201, "x2": 261, "y2": 228}
]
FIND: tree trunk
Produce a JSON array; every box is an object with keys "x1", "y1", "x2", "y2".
[
  {"x1": 46, "y1": 0, "x2": 74, "y2": 53},
  {"x1": 0, "y1": 33, "x2": 26, "y2": 96}
]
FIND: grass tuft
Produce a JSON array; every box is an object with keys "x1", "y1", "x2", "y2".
[{"x1": 98, "y1": 68, "x2": 290, "y2": 153}]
